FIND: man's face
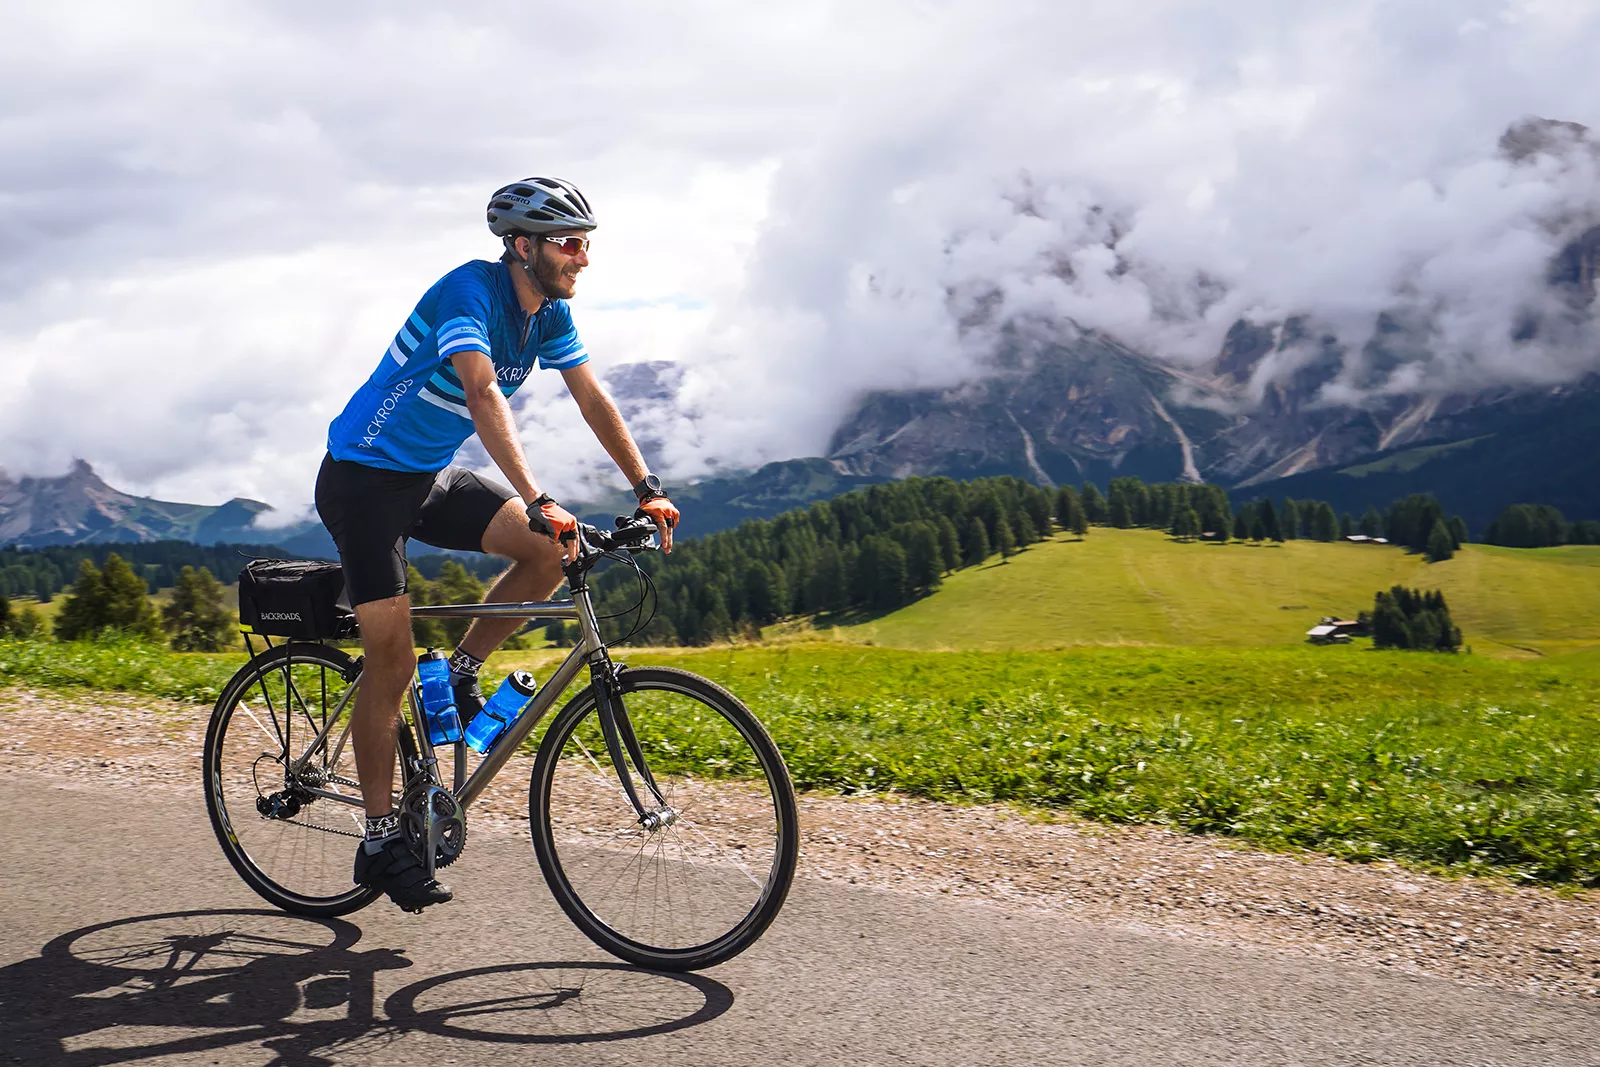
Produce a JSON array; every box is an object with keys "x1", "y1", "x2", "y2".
[{"x1": 522, "y1": 230, "x2": 590, "y2": 300}]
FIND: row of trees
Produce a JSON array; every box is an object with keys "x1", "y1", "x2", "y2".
[
  {"x1": 588, "y1": 475, "x2": 1070, "y2": 645},
  {"x1": 1481, "y1": 504, "x2": 1600, "y2": 548},
  {"x1": 0, "y1": 554, "x2": 238, "y2": 651},
  {"x1": 0, "y1": 541, "x2": 284, "y2": 604},
  {"x1": 1078, "y1": 477, "x2": 1473, "y2": 562},
  {"x1": 580, "y1": 475, "x2": 1524, "y2": 646}
]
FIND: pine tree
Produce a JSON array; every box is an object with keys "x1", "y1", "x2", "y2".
[
  {"x1": 808, "y1": 543, "x2": 848, "y2": 613},
  {"x1": 1108, "y1": 493, "x2": 1132, "y2": 529},
  {"x1": 54, "y1": 554, "x2": 161, "y2": 641},
  {"x1": 53, "y1": 559, "x2": 109, "y2": 641},
  {"x1": 1425, "y1": 519, "x2": 1455, "y2": 563},
  {"x1": 0, "y1": 591, "x2": 11, "y2": 637},
  {"x1": 1259, "y1": 499, "x2": 1282, "y2": 541},
  {"x1": 105, "y1": 554, "x2": 163, "y2": 639},
  {"x1": 10, "y1": 604, "x2": 42, "y2": 638},
  {"x1": 1447, "y1": 515, "x2": 1468, "y2": 548},
  {"x1": 1359, "y1": 506, "x2": 1383, "y2": 538},
  {"x1": 406, "y1": 566, "x2": 449, "y2": 648},
  {"x1": 1370, "y1": 592, "x2": 1413, "y2": 649},
  {"x1": 1080, "y1": 483, "x2": 1108, "y2": 525},
  {"x1": 1014, "y1": 510, "x2": 1039, "y2": 545},
  {"x1": 1310, "y1": 502, "x2": 1338, "y2": 542},
  {"x1": 162, "y1": 566, "x2": 234, "y2": 652},
  {"x1": 995, "y1": 517, "x2": 1018, "y2": 558},
  {"x1": 902, "y1": 522, "x2": 944, "y2": 589},
  {"x1": 435, "y1": 560, "x2": 486, "y2": 646},
  {"x1": 962, "y1": 517, "x2": 990, "y2": 567},
  {"x1": 1170, "y1": 505, "x2": 1201, "y2": 540},
  {"x1": 936, "y1": 516, "x2": 962, "y2": 573},
  {"x1": 1280, "y1": 499, "x2": 1300, "y2": 540},
  {"x1": 1232, "y1": 512, "x2": 1249, "y2": 541},
  {"x1": 698, "y1": 588, "x2": 734, "y2": 643},
  {"x1": 1340, "y1": 512, "x2": 1355, "y2": 539}
]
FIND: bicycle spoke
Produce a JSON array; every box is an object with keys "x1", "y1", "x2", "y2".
[
  {"x1": 207, "y1": 646, "x2": 394, "y2": 913},
  {"x1": 533, "y1": 670, "x2": 796, "y2": 966}
]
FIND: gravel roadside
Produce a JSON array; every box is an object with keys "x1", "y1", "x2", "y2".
[{"x1": 4, "y1": 684, "x2": 1597, "y2": 1001}]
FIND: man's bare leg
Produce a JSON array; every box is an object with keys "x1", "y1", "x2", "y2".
[
  {"x1": 349, "y1": 592, "x2": 453, "y2": 909},
  {"x1": 455, "y1": 498, "x2": 567, "y2": 661},
  {"x1": 350, "y1": 594, "x2": 416, "y2": 817}
]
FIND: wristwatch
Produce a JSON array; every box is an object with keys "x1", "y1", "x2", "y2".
[{"x1": 633, "y1": 474, "x2": 668, "y2": 502}]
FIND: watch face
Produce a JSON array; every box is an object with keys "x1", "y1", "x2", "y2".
[{"x1": 640, "y1": 474, "x2": 662, "y2": 494}]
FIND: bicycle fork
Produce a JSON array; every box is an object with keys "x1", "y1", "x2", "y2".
[{"x1": 589, "y1": 661, "x2": 676, "y2": 830}]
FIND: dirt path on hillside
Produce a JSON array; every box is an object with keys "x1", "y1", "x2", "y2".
[{"x1": 3, "y1": 684, "x2": 1597, "y2": 1000}]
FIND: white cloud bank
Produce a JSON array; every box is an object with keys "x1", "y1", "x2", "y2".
[{"x1": 0, "y1": 0, "x2": 1596, "y2": 514}]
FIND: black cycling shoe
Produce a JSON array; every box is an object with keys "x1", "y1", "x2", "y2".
[
  {"x1": 452, "y1": 675, "x2": 485, "y2": 722},
  {"x1": 354, "y1": 837, "x2": 453, "y2": 913}
]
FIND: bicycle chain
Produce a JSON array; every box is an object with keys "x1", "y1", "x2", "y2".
[{"x1": 274, "y1": 817, "x2": 363, "y2": 840}]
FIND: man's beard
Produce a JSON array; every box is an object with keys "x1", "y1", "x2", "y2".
[{"x1": 532, "y1": 250, "x2": 576, "y2": 299}]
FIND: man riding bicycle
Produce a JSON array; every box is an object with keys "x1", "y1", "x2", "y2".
[{"x1": 316, "y1": 177, "x2": 680, "y2": 912}]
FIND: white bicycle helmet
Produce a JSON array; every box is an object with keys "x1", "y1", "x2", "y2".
[{"x1": 486, "y1": 177, "x2": 597, "y2": 237}]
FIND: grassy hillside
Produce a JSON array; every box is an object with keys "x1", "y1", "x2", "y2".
[{"x1": 835, "y1": 528, "x2": 1600, "y2": 656}]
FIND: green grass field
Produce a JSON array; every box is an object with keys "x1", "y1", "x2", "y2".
[
  {"x1": 833, "y1": 529, "x2": 1600, "y2": 656},
  {"x1": 6, "y1": 527, "x2": 1600, "y2": 887}
]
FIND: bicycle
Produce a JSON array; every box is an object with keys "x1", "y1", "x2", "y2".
[{"x1": 202, "y1": 515, "x2": 799, "y2": 972}]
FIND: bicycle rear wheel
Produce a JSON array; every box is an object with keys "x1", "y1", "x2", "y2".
[
  {"x1": 203, "y1": 642, "x2": 409, "y2": 917},
  {"x1": 529, "y1": 667, "x2": 799, "y2": 971}
]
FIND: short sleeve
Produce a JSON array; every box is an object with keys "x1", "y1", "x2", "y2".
[
  {"x1": 536, "y1": 301, "x2": 589, "y2": 370},
  {"x1": 433, "y1": 265, "x2": 494, "y2": 360}
]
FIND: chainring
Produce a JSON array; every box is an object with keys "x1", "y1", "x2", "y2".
[{"x1": 400, "y1": 781, "x2": 468, "y2": 869}]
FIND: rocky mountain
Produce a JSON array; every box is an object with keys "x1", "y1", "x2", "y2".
[
  {"x1": 0, "y1": 460, "x2": 302, "y2": 548},
  {"x1": 818, "y1": 117, "x2": 1600, "y2": 516},
  {"x1": 5, "y1": 118, "x2": 1595, "y2": 548}
]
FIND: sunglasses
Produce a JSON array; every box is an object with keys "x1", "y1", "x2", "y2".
[{"x1": 541, "y1": 234, "x2": 591, "y2": 255}]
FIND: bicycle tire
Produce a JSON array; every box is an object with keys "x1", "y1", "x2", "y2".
[
  {"x1": 203, "y1": 642, "x2": 413, "y2": 917},
  {"x1": 528, "y1": 666, "x2": 799, "y2": 971}
]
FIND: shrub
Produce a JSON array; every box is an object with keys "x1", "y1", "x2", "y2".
[
  {"x1": 53, "y1": 554, "x2": 162, "y2": 642},
  {"x1": 1370, "y1": 586, "x2": 1461, "y2": 652},
  {"x1": 162, "y1": 566, "x2": 236, "y2": 652}
]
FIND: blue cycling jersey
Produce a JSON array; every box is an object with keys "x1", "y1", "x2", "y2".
[{"x1": 326, "y1": 259, "x2": 588, "y2": 473}]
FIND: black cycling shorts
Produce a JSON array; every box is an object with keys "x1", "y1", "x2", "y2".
[{"x1": 314, "y1": 454, "x2": 515, "y2": 607}]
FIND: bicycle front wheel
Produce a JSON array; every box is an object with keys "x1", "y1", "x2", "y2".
[
  {"x1": 203, "y1": 642, "x2": 410, "y2": 917},
  {"x1": 529, "y1": 667, "x2": 799, "y2": 971}
]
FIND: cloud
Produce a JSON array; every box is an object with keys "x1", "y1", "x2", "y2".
[{"x1": 1, "y1": 1, "x2": 1598, "y2": 515}]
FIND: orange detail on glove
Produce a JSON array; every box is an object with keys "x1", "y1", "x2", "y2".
[
  {"x1": 528, "y1": 495, "x2": 578, "y2": 542},
  {"x1": 639, "y1": 496, "x2": 679, "y2": 530}
]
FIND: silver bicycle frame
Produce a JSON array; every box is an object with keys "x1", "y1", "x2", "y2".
[
  {"x1": 394, "y1": 584, "x2": 606, "y2": 809},
  {"x1": 282, "y1": 574, "x2": 616, "y2": 812}
]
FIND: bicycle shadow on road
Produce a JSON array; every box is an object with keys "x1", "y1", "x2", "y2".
[{"x1": 0, "y1": 908, "x2": 734, "y2": 1066}]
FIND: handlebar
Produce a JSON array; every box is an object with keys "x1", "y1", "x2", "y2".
[{"x1": 572, "y1": 511, "x2": 659, "y2": 560}]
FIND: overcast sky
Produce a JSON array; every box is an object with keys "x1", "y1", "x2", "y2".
[{"x1": 1, "y1": 0, "x2": 1597, "y2": 519}]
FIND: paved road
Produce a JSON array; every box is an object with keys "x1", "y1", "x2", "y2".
[{"x1": 2, "y1": 772, "x2": 1597, "y2": 1066}]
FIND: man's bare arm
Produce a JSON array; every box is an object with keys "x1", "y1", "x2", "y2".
[
  {"x1": 560, "y1": 363, "x2": 649, "y2": 488},
  {"x1": 453, "y1": 350, "x2": 542, "y2": 504}
]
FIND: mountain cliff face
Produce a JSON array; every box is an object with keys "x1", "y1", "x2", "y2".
[
  {"x1": 826, "y1": 334, "x2": 1222, "y2": 487},
  {"x1": 0, "y1": 460, "x2": 286, "y2": 547},
  {"x1": 821, "y1": 117, "x2": 1600, "y2": 500}
]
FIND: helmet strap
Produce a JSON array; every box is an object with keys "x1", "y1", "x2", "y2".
[{"x1": 507, "y1": 235, "x2": 552, "y2": 301}]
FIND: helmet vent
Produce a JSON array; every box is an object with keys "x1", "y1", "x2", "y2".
[{"x1": 510, "y1": 185, "x2": 536, "y2": 197}]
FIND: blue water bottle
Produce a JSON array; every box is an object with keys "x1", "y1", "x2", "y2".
[
  {"x1": 463, "y1": 671, "x2": 538, "y2": 753},
  {"x1": 416, "y1": 651, "x2": 463, "y2": 745}
]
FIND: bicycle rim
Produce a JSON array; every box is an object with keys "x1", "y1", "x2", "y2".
[
  {"x1": 530, "y1": 667, "x2": 799, "y2": 970},
  {"x1": 203, "y1": 643, "x2": 391, "y2": 916}
]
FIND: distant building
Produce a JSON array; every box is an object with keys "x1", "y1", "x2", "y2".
[
  {"x1": 1344, "y1": 535, "x2": 1390, "y2": 544},
  {"x1": 1306, "y1": 617, "x2": 1365, "y2": 644}
]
